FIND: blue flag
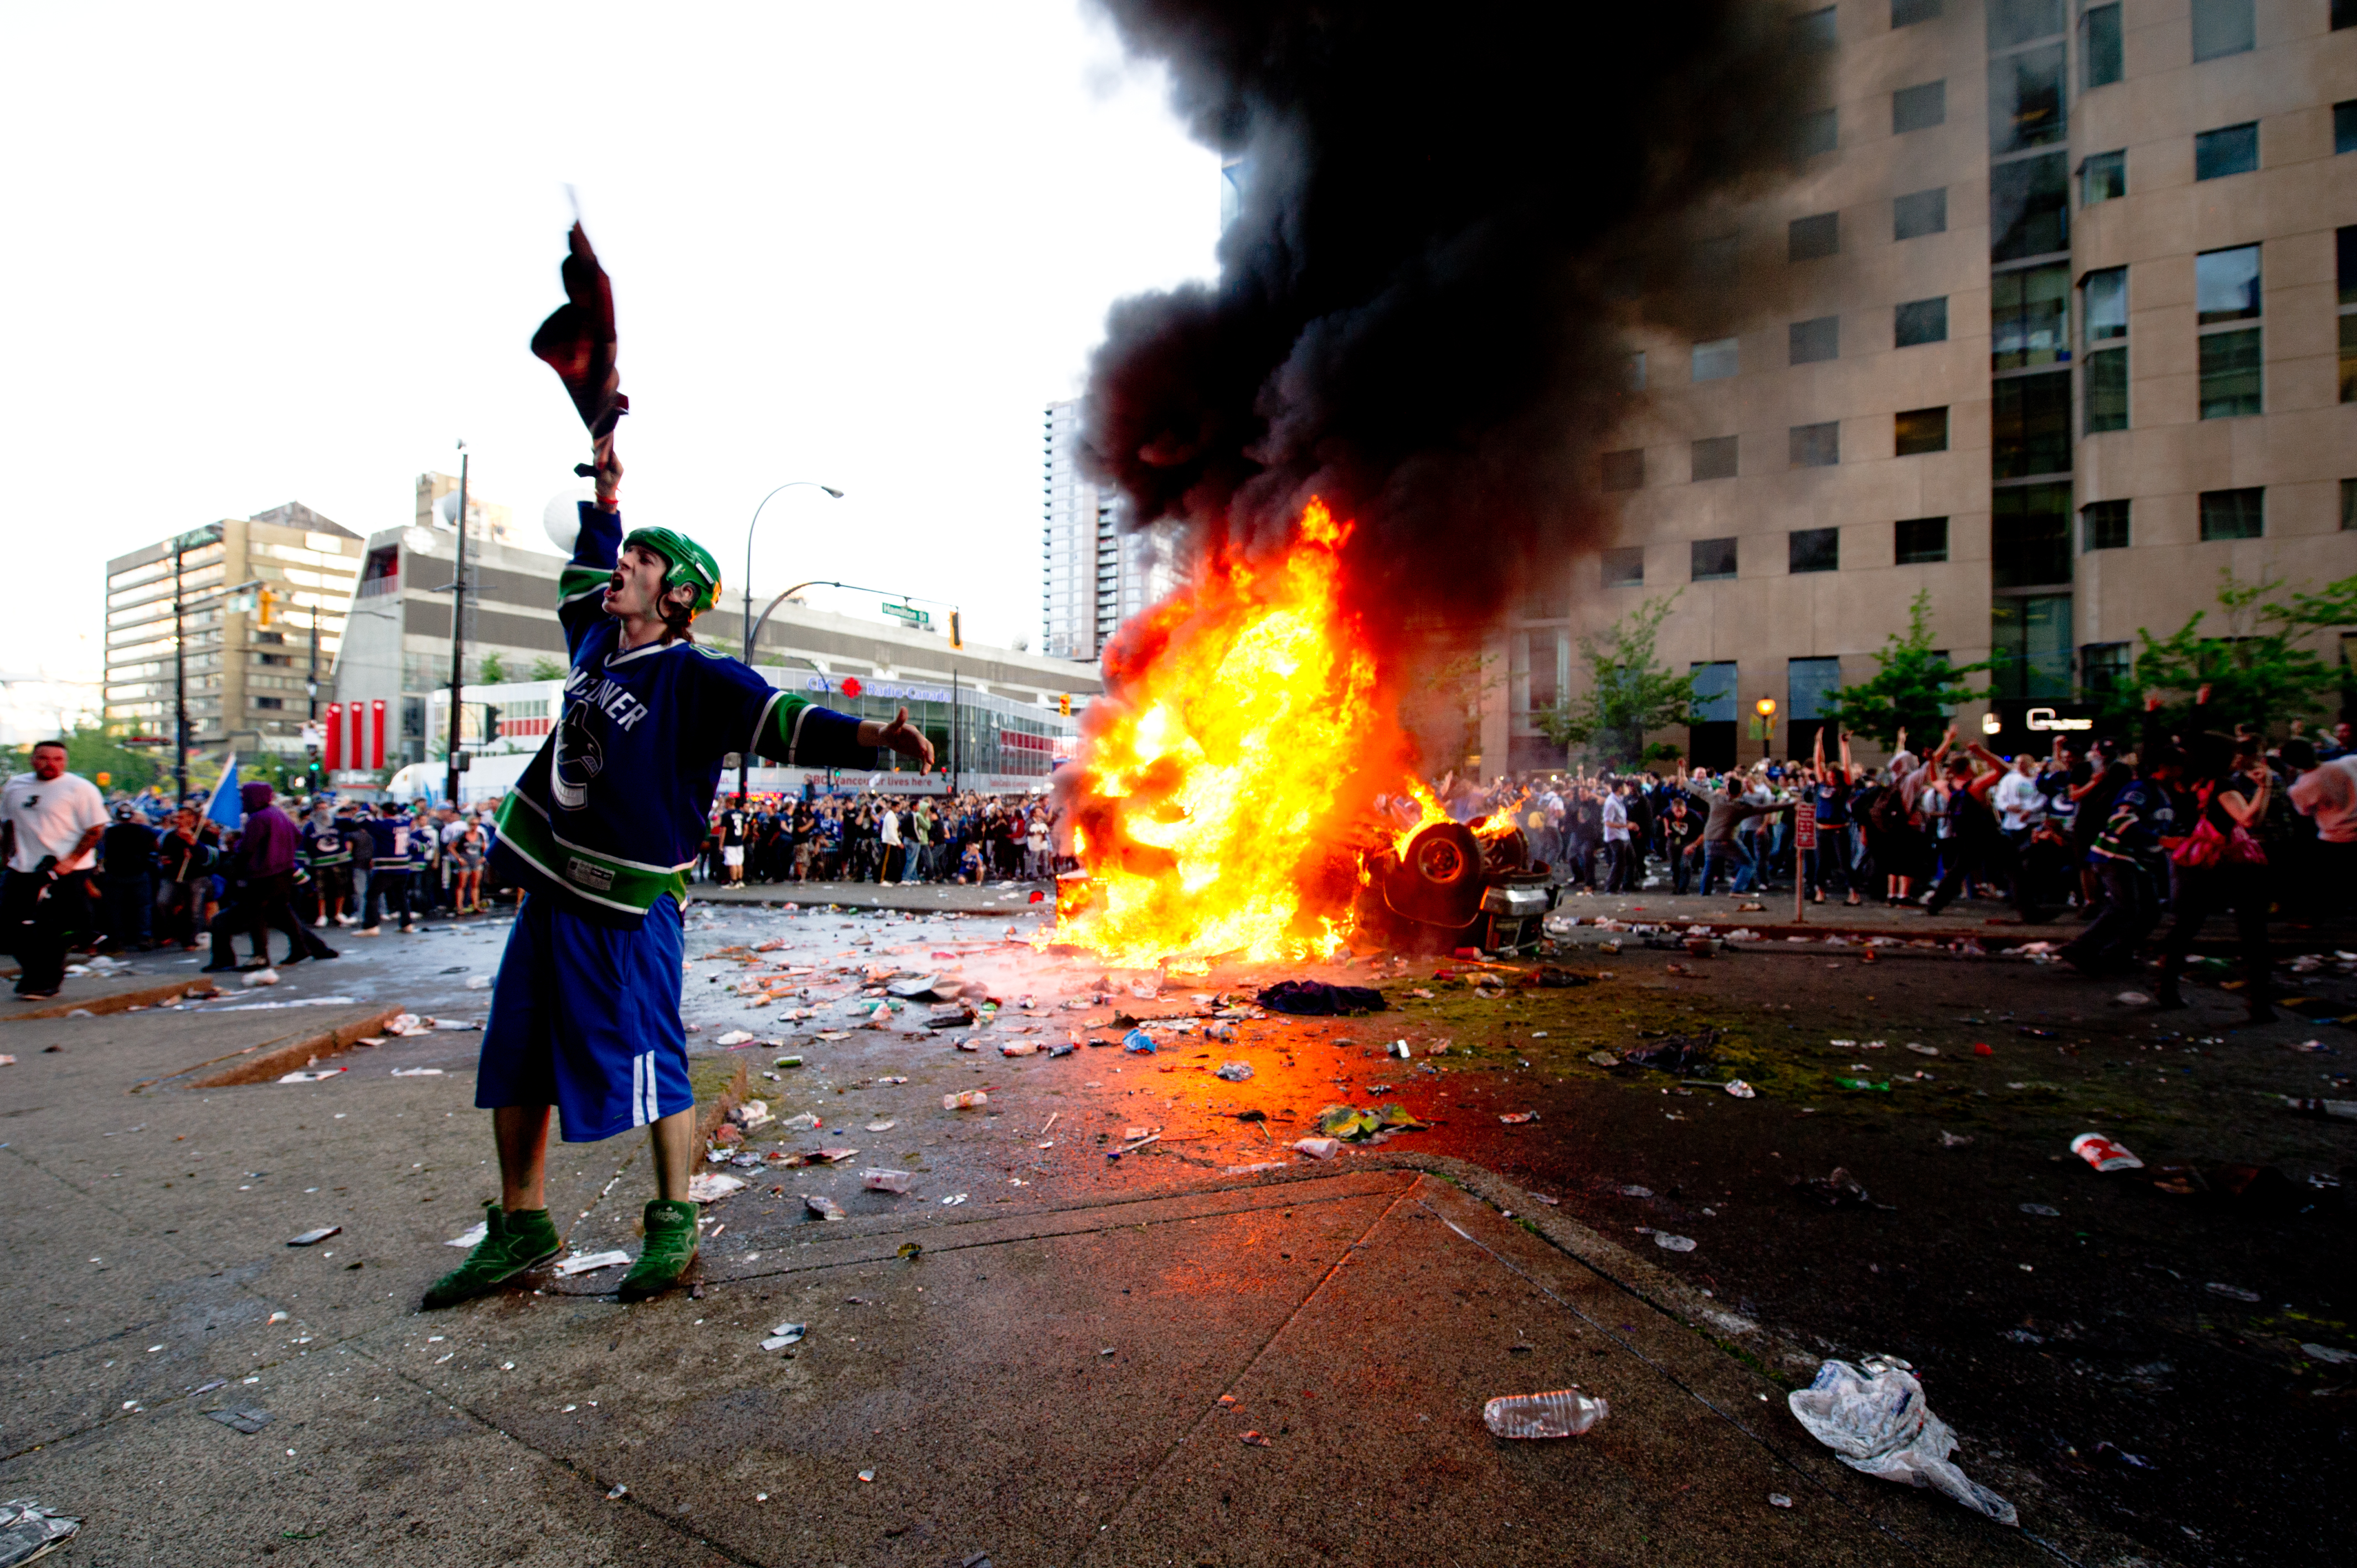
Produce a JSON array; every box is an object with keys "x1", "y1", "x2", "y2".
[{"x1": 205, "y1": 755, "x2": 243, "y2": 830}]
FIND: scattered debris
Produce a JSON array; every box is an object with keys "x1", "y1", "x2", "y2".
[
  {"x1": 554, "y1": 1250, "x2": 631, "y2": 1277},
  {"x1": 2019, "y1": 1204, "x2": 2060, "y2": 1218},
  {"x1": 389, "y1": 1067, "x2": 445, "y2": 1077},
  {"x1": 1619, "y1": 1029, "x2": 1716, "y2": 1075},
  {"x1": 861, "y1": 1169, "x2": 913, "y2": 1194},
  {"x1": 1723, "y1": 1079, "x2": 1756, "y2": 1099},
  {"x1": 201, "y1": 1407, "x2": 274, "y2": 1435},
  {"x1": 275, "y1": 1067, "x2": 346, "y2": 1084},
  {"x1": 866, "y1": 1120, "x2": 897, "y2": 1133},
  {"x1": 1792, "y1": 1168, "x2": 1875, "y2": 1209},
  {"x1": 714, "y1": 1029, "x2": 756, "y2": 1046},
  {"x1": 446, "y1": 1222, "x2": 488, "y2": 1249},
  {"x1": 1292, "y1": 1137, "x2": 1341, "y2": 1160},
  {"x1": 686, "y1": 1173, "x2": 746, "y2": 1203},
  {"x1": 243, "y1": 968, "x2": 281, "y2": 988},
  {"x1": 1316, "y1": 1103, "x2": 1427, "y2": 1139},
  {"x1": 1239, "y1": 1430, "x2": 1274, "y2": 1447},
  {"x1": 2070, "y1": 1132, "x2": 2143, "y2": 1172},
  {"x1": 286, "y1": 1226, "x2": 341, "y2": 1246},
  {"x1": 1214, "y1": 1061, "x2": 1254, "y2": 1082},
  {"x1": 1483, "y1": 1389, "x2": 1608, "y2": 1438},
  {"x1": 1938, "y1": 1132, "x2": 1974, "y2": 1148},
  {"x1": 1498, "y1": 1110, "x2": 1540, "y2": 1125},
  {"x1": 804, "y1": 1195, "x2": 848, "y2": 1221},
  {"x1": 2204, "y1": 1282, "x2": 2260, "y2": 1303},
  {"x1": 761, "y1": 1323, "x2": 807, "y2": 1351},
  {"x1": 1255, "y1": 980, "x2": 1385, "y2": 1015},
  {"x1": 943, "y1": 1090, "x2": 989, "y2": 1110},
  {"x1": 1654, "y1": 1233, "x2": 1697, "y2": 1252},
  {"x1": 1768, "y1": 1492, "x2": 1793, "y2": 1508},
  {"x1": 1788, "y1": 1359, "x2": 2016, "y2": 1526},
  {"x1": 2113, "y1": 992, "x2": 2152, "y2": 1007}
]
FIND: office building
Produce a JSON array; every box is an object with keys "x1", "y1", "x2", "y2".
[
  {"x1": 102, "y1": 502, "x2": 363, "y2": 765},
  {"x1": 1042, "y1": 399, "x2": 1183, "y2": 662},
  {"x1": 1485, "y1": 0, "x2": 2357, "y2": 772}
]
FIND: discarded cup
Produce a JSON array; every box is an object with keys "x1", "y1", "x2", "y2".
[
  {"x1": 1723, "y1": 1079, "x2": 1756, "y2": 1098},
  {"x1": 1292, "y1": 1136, "x2": 1341, "y2": 1160},
  {"x1": 861, "y1": 1169, "x2": 913, "y2": 1194},
  {"x1": 943, "y1": 1090, "x2": 989, "y2": 1110},
  {"x1": 1483, "y1": 1389, "x2": 1609, "y2": 1439},
  {"x1": 2069, "y1": 1131, "x2": 2143, "y2": 1172}
]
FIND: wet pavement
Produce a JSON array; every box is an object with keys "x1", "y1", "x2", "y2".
[{"x1": 4, "y1": 893, "x2": 2350, "y2": 1565}]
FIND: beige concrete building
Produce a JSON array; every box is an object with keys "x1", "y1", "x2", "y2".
[
  {"x1": 102, "y1": 502, "x2": 363, "y2": 766},
  {"x1": 1485, "y1": 0, "x2": 2357, "y2": 773}
]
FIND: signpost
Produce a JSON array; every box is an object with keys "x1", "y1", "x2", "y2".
[
  {"x1": 881, "y1": 602, "x2": 931, "y2": 626},
  {"x1": 1793, "y1": 799, "x2": 1816, "y2": 926}
]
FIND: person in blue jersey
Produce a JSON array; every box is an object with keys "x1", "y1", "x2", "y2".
[{"x1": 425, "y1": 442, "x2": 933, "y2": 1310}]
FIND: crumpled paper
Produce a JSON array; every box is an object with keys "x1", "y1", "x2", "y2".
[{"x1": 1787, "y1": 1359, "x2": 2016, "y2": 1525}]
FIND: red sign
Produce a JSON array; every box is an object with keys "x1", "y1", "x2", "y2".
[
  {"x1": 369, "y1": 699, "x2": 387, "y2": 770},
  {"x1": 324, "y1": 703, "x2": 343, "y2": 770},
  {"x1": 1794, "y1": 800, "x2": 1818, "y2": 849},
  {"x1": 839, "y1": 675, "x2": 863, "y2": 699}
]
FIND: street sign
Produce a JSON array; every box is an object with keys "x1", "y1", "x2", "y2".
[
  {"x1": 1794, "y1": 800, "x2": 1817, "y2": 849},
  {"x1": 881, "y1": 602, "x2": 930, "y2": 626}
]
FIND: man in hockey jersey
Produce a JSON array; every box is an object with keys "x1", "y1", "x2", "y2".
[{"x1": 424, "y1": 448, "x2": 932, "y2": 1309}]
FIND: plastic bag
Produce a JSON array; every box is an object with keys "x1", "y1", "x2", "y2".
[{"x1": 1787, "y1": 1359, "x2": 2016, "y2": 1526}]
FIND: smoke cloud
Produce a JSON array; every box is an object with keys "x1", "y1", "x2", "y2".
[{"x1": 1083, "y1": 0, "x2": 1824, "y2": 644}]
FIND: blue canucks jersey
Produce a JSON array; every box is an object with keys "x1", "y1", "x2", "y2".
[{"x1": 490, "y1": 501, "x2": 869, "y2": 924}]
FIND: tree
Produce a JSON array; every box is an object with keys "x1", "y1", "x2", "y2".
[
  {"x1": 1823, "y1": 591, "x2": 1990, "y2": 749},
  {"x1": 2108, "y1": 569, "x2": 2356, "y2": 734},
  {"x1": 1531, "y1": 592, "x2": 1699, "y2": 767},
  {"x1": 528, "y1": 656, "x2": 568, "y2": 682},
  {"x1": 477, "y1": 652, "x2": 508, "y2": 685}
]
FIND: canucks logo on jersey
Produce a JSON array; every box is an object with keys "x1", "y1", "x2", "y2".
[{"x1": 551, "y1": 699, "x2": 607, "y2": 810}]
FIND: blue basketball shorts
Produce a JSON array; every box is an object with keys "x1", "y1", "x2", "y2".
[{"x1": 476, "y1": 891, "x2": 691, "y2": 1143}]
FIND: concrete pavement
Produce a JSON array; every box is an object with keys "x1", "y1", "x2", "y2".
[{"x1": 0, "y1": 991, "x2": 2149, "y2": 1567}]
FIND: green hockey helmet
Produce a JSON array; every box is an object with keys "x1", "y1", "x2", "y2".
[{"x1": 620, "y1": 526, "x2": 723, "y2": 615}]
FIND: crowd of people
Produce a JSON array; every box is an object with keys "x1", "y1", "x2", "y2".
[
  {"x1": 702, "y1": 790, "x2": 1060, "y2": 886},
  {"x1": 0, "y1": 739, "x2": 1066, "y2": 998},
  {"x1": 1453, "y1": 714, "x2": 2357, "y2": 1022}
]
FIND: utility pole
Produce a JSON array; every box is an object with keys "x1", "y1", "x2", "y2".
[
  {"x1": 949, "y1": 668, "x2": 960, "y2": 796},
  {"x1": 442, "y1": 443, "x2": 471, "y2": 808}
]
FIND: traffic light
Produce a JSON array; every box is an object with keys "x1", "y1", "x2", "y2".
[
  {"x1": 949, "y1": 610, "x2": 963, "y2": 650},
  {"x1": 1058, "y1": 694, "x2": 1072, "y2": 718},
  {"x1": 256, "y1": 587, "x2": 277, "y2": 628}
]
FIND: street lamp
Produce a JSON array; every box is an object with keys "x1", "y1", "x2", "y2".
[
  {"x1": 735, "y1": 482, "x2": 842, "y2": 807},
  {"x1": 1753, "y1": 695, "x2": 1778, "y2": 763}
]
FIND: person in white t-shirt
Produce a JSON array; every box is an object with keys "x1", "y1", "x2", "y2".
[{"x1": 1, "y1": 739, "x2": 110, "y2": 999}]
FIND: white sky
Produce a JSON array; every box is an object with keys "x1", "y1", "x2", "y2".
[{"x1": 1, "y1": 2, "x2": 1217, "y2": 682}]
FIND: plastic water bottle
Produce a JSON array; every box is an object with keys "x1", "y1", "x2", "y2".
[{"x1": 1483, "y1": 1389, "x2": 1608, "y2": 1439}]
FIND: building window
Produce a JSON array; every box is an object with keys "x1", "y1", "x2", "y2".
[
  {"x1": 1692, "y1": 537, "x2": 1739, "y2": 581},
  {"x1": 1788, "y1": 658, "x2": 1844, "y2": 754},
  {"x1": 255, "y1": 697, "x2": 285, "y2": 711},
  {"x1": 1602, "y1": 548, "x2": 1645, "y2": 588},
  {"x1": 1895, "y1": 296, "x2": 1949, "y2": 346},
  {"x1": 2085, "y1": 350, "x2": 2129, "y2": 432},
  {"x1": 1992, "y1": 262, "x2": 2069, "y2": 369},
  {"x1": 2194, "y1": 122, "x2": 2259, "y2": 182},
  {"x1": 2199, "y1": 331, "x2": 2262, "y2": 418},
  {"x1": 1789, "y1": 213, "x2": 1840, "y2": 261},
  {"x1": 2082, "y1": 266, "x2": 2128, "y2": 432},
  {"x1": 1789, "y1": 422, "x2": 1841, "y2": 468},
  {"x1": 1988, "y1": 0, "x2": 2063, "y2": 49},
  {"x1": 1789, "y1": 316, "x2": 1839, "y2": 364},
  {"x1": 2199, "y1": 488, "x2": 2265, "y2": 541},
  {"x1": 1892, "y1": 0, "x2": 1942, "y2": 26},
  {"x1": 1993, "y1": 373, "x2": 2072, "y2": 476},
  {"x1": 1692, "y1": 435, "x2": 1739, "y2": 481},
  {"x1": 1793, "y1": 5, "x2": 1839, "y2": 51},
  {"x1": 1789, "y1": 528, "x2": 1840, "y2": 574},
  {"x1": 1993, "y1": 482, "x2": 2073, "y2": 588},
  {"x1": 2081, "y1": 499, "x2": 2130, "y2": 550},
  {"x1": 2190, "y1": 0, "x2": 2256, "y2": 62},
  {"x1": 1692, "y1": 337, "x2": 1740, "y2": 381},
  {"x1": 2339, "y1": 101, "x2": 2357, "y2": 156},
  {"x1": 1990, "y1": 44, "x2": 2067, "y2": 154},
  {"x1": 2196, "y1": 244, "x2": 2261, "y2": 323},
  {"x1": 1893, "y1": 80, "x2": 1946, "y2": 134},
  {"x1": 2080, "y1": 149, "x2": 2126, "y2": 204},
  {"x1": 1893, "y1": 187, "x2": 1947, "y2": 240},
  {"x1": 2339, "y1": 226, "x2": 2356, "y2": 403},
  {"x1": 1895, "y1": 406, "x2": 1950, "y2": 455},
  {"x1": 2344, "y1": 478, "x2": 2356, "y2": 530},
  {"x1": 2082, "y1": 3, "x2": 2123, "y2": 87},
  {"x1": 1692, "y1": 234, "x2": 1740, "y2": 289},
  {"x1": 1511, "y1": 628, "x2": 1570, "y2": 720},
  {"x1": 2082, "y1": 642, "x2": 2130, "y2": 696},
  {"x1": 1895, "y1": 516, "x2": 1949, "y2": 563},
  {"x1": 1991, "y1": 152, "x2": 2068, "y2": 261},
  {"x1": 1992, "y1": 594, "x2": 2075, "y2": 699},
  {"x1": 1793, "y1": 107, "x2": 1838, "y2": 160},
  {"x1": 1601, "y1": 449, "x2": 1645, "y2": 491}
]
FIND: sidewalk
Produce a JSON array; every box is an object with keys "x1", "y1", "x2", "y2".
[
  {"x1": 693, "y1": 876, "x2": 1051, "y2": 916},
  {"x1": 0, "y1": 1001, "x2": 2144, "y2": 1566}
]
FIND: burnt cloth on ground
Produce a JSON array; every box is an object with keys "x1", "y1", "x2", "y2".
[{"x1": 1257, "y1": 979, "x2": 1387, "y2": 1015}]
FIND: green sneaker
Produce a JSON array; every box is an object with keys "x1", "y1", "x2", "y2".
[
  {"x1": 421, "y1": 1201, "x2": 560, "y2": 1309},
  {"x1": 616, "y1": 1199, "x2": 699, "y2": 1302}
]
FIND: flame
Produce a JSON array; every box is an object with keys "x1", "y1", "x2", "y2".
[{"x1": 1052, "y1": 499, "x2": 1406, "y2": 966}]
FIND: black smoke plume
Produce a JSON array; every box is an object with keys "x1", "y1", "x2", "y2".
[{"x1": 1083, "y1": 1, "x2": 1823, "y2": 643}]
